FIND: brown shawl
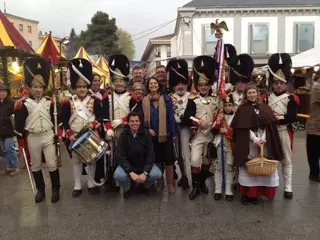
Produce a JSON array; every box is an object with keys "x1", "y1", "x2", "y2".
[
  {"x1": 231, "y1": 102, "x2": 284, "y2": 167},
  {"x1": 142, "y1": 93, "x2": 167, "y2": 142}
]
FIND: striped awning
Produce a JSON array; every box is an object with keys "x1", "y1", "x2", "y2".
[
  {"x1": 36, "y1": 33, "x2": 67, "y2": 64},
  {"x1": 74, "y1": 46, "x2": 108, "y2": 78},
  {"x1": 96, "y1": 55, "x2": 110, "y2": 84},
  {"x1": 0, "y1": 10, "x2": 34, "y2": 52}
]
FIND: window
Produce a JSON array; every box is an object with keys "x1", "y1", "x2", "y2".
[
  {"x1": 19, "y1": 24, "x2": 23, "y2": 31},
  {"x1": 28, "y1": 26, "x2": 32, "y2": 33},
  {"x1": 295, "y1": 22, "x2": 314, "y2": 53},
  {"x1": 155, "y1": 46, "x2": 161, "y2": 57},
  {"x1": 203, "y1": 24, "x2": 217, "y2": 55},
  {"x1": 167, "y1": 46, "x2": 171, "y2": 58},
  {"x1": 28, "y1": 41, "x2": 32, "y2": 46},
  {"x1": 249, "y1": 23, "x2": 269, "y2": 54}
]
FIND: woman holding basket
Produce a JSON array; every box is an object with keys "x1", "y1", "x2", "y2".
[{"x1": 230, "y1": 55, "x2": 284, "y2": 205}]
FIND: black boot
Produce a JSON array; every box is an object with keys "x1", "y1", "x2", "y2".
[
  {"x1": 49, "y1": 169, "x2": 60, "y2": 203},
  {"x1": 199, "y1": 170, "x2": 209, "y2": 194},
  {"x1": 32, "y1": 171, "x2": 46, "y2": 203},
  {"x1": 189, "y1": 174, "x2": 200, "y2": 200}
]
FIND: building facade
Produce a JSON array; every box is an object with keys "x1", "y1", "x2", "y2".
[
  {"x1": 141, "y1": 33, "x2": 176, "y2": 76},
  {"x1": 5, "y1": 13, "x2": 39, "y2": 49},
  {"x1": 174, "y1": 0, "x2": 320, "y2": 66}
]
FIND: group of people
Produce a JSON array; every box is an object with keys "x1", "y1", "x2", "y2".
[{"x1": 3, "y1": 41, "x2": 320, "y2": 206}]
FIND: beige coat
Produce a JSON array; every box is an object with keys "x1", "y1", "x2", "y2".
[{"x1": 306, "y1": 82, "x2": 320, "y2": 135}]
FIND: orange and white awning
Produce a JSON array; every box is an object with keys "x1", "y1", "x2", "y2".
[{"x1": 74, "y1": 46, "x2": 108, "y2": 79}]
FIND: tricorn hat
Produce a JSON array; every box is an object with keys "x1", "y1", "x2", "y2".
[
  {"x1": 166, "y1": 59, "x2": 189, "y2": 87},
  {"x1": 193, "y1": 55, "x2": 215, "y2": 85},
  {"x1": 267, "y1": 53, "x2": 292, "y2": 83},
  {"x1": 23, "y1": 57, "x2": 50, "y2": 88},
  {"x1": 67, "y1": 58, "x2": 92, "y2": 89},
  {"x1": 108, "y1": 54, "x2": 130, "y2": 82},
  {"x1": 229, "y1": 54, "x2": 254, "y2": 85}
]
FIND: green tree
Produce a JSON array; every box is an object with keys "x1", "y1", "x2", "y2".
[
  {"x1": 67, "y1": 28, "x2": 79, "y2": 59},
  {"x1": 116, "y1": 28, "x2": 135, "y2": 60},
  {"x1": 79, "y1": 11, "x2": 119, "y2": 56}
]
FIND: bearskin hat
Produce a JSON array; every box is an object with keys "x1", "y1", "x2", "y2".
[
  {"x1": 67, "y1": 58, "x2": 92, "y2": 89},
  {"x1": 229, "y1": 54, "x2": 254, "y2": 85},
  {"x1": 23, "y1": 57, "x2": 50, "y2": 88},
  {"x1": 193, "y1": 55, "x2": 215, "y2": 85},
  {"x1": 268, "y1": 53, "x2": 292, "y2": 83},
  {"x1": 108, "y1": 54, "x2": 130, "y2": 82},
  {"x1": 166, "y1": 59, "x2": 189, "y2": 87}
]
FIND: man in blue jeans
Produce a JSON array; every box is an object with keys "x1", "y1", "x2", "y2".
[
  {"x1": 114, "y1": 112, "x2": 162, "y2": 199},
  {"x1": 0, "y1": 83, "x2": 19, "y2": 176}
]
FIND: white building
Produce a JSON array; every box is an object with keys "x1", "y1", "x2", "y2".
[
  {"x1": 174, "y1": 0, "x2": 320, "y2": 66},
  {"x1": 141, "y1": 33, "x2": 176, "y2": 76}
]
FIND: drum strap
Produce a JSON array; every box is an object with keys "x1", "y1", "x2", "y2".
[{"x1": 69, "y1": 96, "x2": 94, "y2": 125}]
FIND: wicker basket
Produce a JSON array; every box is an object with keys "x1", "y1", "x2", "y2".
[{"x1": 245, "y1": 145, "x2": 278, "y2": 176}]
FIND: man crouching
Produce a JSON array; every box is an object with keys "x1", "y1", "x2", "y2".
[{"x1": 114, "y1": 112, "x2": 162, "y2": 199}]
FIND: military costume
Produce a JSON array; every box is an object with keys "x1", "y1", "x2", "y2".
[
  {"x1": 167, "y1": 59, "x2": 196, "y2": 189},
  {"x1": 104, "y1": 54, "x2": 137, "y2": 138},
  {"x1": 212, "y1": 94, "x2": 235, "y2": 201},
  {"x1": 60, "y1": 58, "x2": 104, "y2": 197},
  {"x1": 189, "y1": 56, "x2": 220, "y2": 200},
  {"x1": 14, "y1": 57, "x2": 60, "y2": 203},
  {"x1": 267, "y1": 53, "x2": 299, "y2": 199}
]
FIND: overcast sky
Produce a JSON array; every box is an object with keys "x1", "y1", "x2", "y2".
[{"x1": 2, "y1": 0, "x2": 189, "y2": 60}]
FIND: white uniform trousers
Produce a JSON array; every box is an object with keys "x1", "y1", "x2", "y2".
[
  {"x1": 190, "y1": 132, "x2": 212, "y2": 169},
  {"x1": 180, "y1": 127, "x2": 191, "y2": 174},
  {"x1": 214, "y1": 144, "x2": 233, "y2": 195},
  {"x1": 278, "y1": 125, "x2": 293, "y2": 192},
  {"x1": 27, "y1": 131, "x2": 57, "y2": 172}
]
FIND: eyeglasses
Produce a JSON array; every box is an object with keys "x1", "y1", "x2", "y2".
[{"x1": 133, "y1": 88, "x2": 143, "y2": 91}]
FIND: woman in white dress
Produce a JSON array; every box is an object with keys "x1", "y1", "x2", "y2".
[{"x1": 231, "y1": 83, "x2": 284, "y2": 205}]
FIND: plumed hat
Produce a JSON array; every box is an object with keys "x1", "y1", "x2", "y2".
[
  {"x1": 268, "y1": 53, "x2": 292, "y2": 83},
  {"x1": 229, "y1": 54, "x2": 254, "y2": 85},
  {"x1": 108, "y1": 54, "x2": 130, "y2": 82},
  {"x1": 166, "y1": 59, "x2": 189, "y2": 87},
  {"x1": 193, "y1": 55, "x2": 215, "y2": 85},
  {"x1": 67, "y1": 58, "x2": 92, "y2": 89},
  {"x1": 23, "y1": 57, "x2": 50, "y2": 88},
  {"x1": 223, "y1": 92, "x2": 234, "y2": 104}
]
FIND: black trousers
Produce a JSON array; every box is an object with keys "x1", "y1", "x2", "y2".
[{"x1": 306, "y1": 134, "x2": 320, "y2": 177}]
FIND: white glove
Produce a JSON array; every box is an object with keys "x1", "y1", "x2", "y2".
[
  {"x1": 111, "y1": 119, "x2": 123, "y2": 129},
  {"x1": 174, "y1": 115, "x2": 181, "y2": 124},
  {"x1": 106, "y1": 129, "x2": 115, "y2": 138}
]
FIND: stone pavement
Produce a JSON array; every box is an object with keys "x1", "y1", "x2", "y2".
[{"x1": 0, "y1": 131, "x2": 320, "y2": 240}]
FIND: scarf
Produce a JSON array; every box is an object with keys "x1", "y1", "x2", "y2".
[{"x1": 142, "y1": 93, "x2": 167, "y2": 142}]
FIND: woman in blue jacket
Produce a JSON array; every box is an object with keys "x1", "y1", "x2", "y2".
[{"x1": 142, "y1": 77, "x2": 177, "y2": 193}]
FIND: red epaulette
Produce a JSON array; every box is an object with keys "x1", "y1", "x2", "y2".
[
  {"x1": 14, "y1": 100, "x2": 23, "y2": 110},
  {"x1": 130, "y1": 92, "x2": 139, "y2": 102},
  {"x1": 290, "y1": 93, "x2": 300, "y2": 105},
  {"x1": 103, "y1": 91, "x2": 108, "y2": 99},
  {"x1": 60, "y1": 97, "x2": 70, "y2": 105},
  {"x1": 260, "y1": 93, "x2": 268, "y2": 102}
]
